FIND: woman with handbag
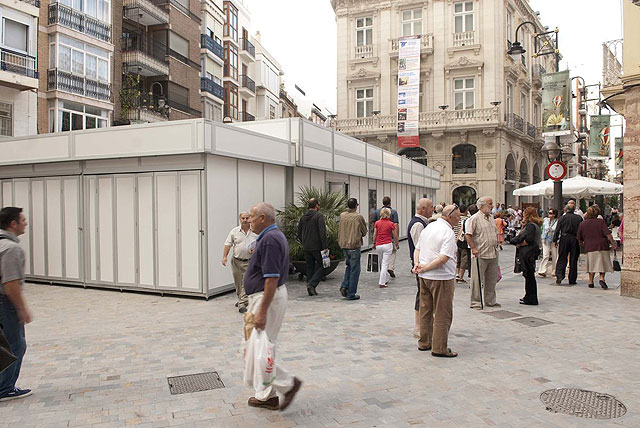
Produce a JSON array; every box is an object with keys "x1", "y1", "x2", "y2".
[
  {"x1": 537, "y1": 208, "x2": 558, "y2": 277},
  {"x1": 577, "y1": 206, "x2": 617, "y2": 289},
  {"x1": 510, "y1": 207, "x2": 542, "y2": 305},
  {"x1": 372, "y1": 208, "x2": 398, "y2": 288}
]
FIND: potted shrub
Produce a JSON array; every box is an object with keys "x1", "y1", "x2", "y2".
[{"x1": 277, "y1": 186, "x2": 347, "y2": 280}]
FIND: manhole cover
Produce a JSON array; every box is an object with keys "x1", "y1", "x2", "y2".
[
  {"x1": 540, "y1": 388, "x2": 626, "y2": 419},
  {"x1": 512, "y1": 316, "x2": 553, "y2": 327},
  {"x1": 483, "y1": 310, "x2": 522, "y2": 319},
  {"x1": 167, "y1": 372, "x2": 225, "y2": 395}
]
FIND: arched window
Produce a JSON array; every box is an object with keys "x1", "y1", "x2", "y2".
[
  {"x1": 519, "y1": 159, "x2": 529, "y2": 183},
  {"x1": 452, "y1": 144, "x2": 476, "y2": 174},
  {"x1": 398, "y1": 147, "x2": 427, "y2": 166},
  {"x1": 533, "y1": 163, "x2": 541, "y2": 183},
  {"x1": 505, "y1": 154, "x2": 516, "y2": 181},
  {"x1": 452, "y1": 186, "x2": 477, "y2": 207}
]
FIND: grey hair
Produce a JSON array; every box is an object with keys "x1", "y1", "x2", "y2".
[
  {"x1": 239, "y1": 211, "x2": 250, "y2": 218},
  {"x1": 253, "y1": 202, "x2": 276, "y2": 223},
  {"x1": 476, "y1": 196, "x2": 492, "y2": 209}
]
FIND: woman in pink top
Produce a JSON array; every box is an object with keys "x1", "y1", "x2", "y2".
[
  {"x1": 495, "y1": 212, "x2": 507, "y2": 249},
  {"x1": 373, "y1": 208, "x2": 398, "y2": 288}
]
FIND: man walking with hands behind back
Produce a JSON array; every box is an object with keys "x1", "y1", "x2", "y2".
[
  {"x1": 466, "y1": 197, "x2": 501, "y2": 309},
  {"x1": 298, "y1": 198, "x2": 328, "y2": 296},
  {"x1": 222, "y1": 212, "x2": 257, "y2": 313},
  {"x1": 338, "y1": 198, "x2": 368, "y2": 300},
  {"x1": 244, "y1": 202, "x2": 302, "y2": 411},
  {"x1": 553, "y1": 200, "x2": 583, "y2": 285},
  {"x1": 413, "y1": 204, "x2": 461, "y2": 358},
  {"x1": 0, "y1": 207, "x2": 33, "y2": 401}
]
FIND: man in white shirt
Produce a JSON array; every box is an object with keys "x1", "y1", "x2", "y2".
[
  {"x1": 412, "y1": 204, "x2": 461, "y2": 358},
  {"x1": 223, "y1": 212, "x2": 257, "y2": 313}
]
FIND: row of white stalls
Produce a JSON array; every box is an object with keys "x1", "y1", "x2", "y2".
[{"x1": 0, "y1": 118, "x2": 440, "y2": 298}]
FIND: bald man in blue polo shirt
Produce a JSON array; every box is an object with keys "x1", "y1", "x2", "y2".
[{"x1": 244, "y1": 202, "x2": 302, "y2": 411}]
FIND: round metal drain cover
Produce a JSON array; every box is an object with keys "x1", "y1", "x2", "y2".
[{"x1": 540, "y1": 388, "x2": 626, "y2": 419}]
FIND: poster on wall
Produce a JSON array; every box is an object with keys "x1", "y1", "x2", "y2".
[
  {"x1": 541, "y1": 70, "x2": 571, "y2": 136},
  {"x1": 615, "y1": 137, "x2": 623, "y2": 170},
  {"x1": 397, "y1": 36, "x2": 421, "y2": 148},
  {"x1": 588, "y1": 115, "x2": 611, "y2": 158}
]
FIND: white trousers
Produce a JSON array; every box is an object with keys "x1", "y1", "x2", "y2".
[
  {"x1": 376, "y1": 243, "x2": 393, "y2": 285},
  {"x1": 247, "y1": 285, "x2": 294, "y2": 401},
  {"x1": 537, "y1": 242, "x2": 558, "y2": 275}
]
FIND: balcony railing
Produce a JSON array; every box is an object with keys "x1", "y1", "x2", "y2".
[
  {"x1": 0, "y1": 47, "x2": 38, "y2": 79},
  {"x1": 334, "y1": 107, "x2": 499, "y2": 134},
  {"x1": 241, "y1": 74, "x2": 255, "y2": 93},
  {"x1": 124, "y1": 93, "x2": 169, "y2": 122},
  {"x1": 122, "y1": 35, "x2": 167, "y2": 63},
  {"x1": 123, "y1": 0, "x2": 168, "y2": 25},
  {"x1": 200, "y1": 76, "x2": 224, "y2": 100},
  {"x1": 520, "y1": 172, "x2": 530, "y2": 183},
  {"x1": 48, "y1": 3, "x2": 111, "y2": 43},
  {"x1": 526, "y1": 122, "x2": 536, "y2": 138},
  {"x1": 241, "y1": 111, "x2": 255, "y2": 122},
  {"x1": 240, "y1": 38, "x2": 255, "y2": 58},
  {"x1": 532, "y1": 64, "x2": 546, "y2": 79},
  {"x1": 200, "y1": 34, "x2": 224, "y2": 61},
  {"x1": 47, "y1": 68, "x2": 111, "y2": 102},
  {"x1": 20, "y1": 0, "x2": 40, "y2": 6},
  {"x1": 505, "y1": 169, "x2": 517, "y2": 181},
  {"x1": 505, "y1": 113, "x2": 524, "y2": 133},
  {"x1": 354, "y1": 44, "x2": 373, "y2": 59},
  {"x1": 452, "y1": 31, "x2": 476, "y2": 47},
  {"x1": 390, "y1": 34, "x2": 433, "y2": 53}
]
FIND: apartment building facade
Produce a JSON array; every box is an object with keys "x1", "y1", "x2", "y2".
[
  {"x1": 221, "y1": 0, "x2": 254, "y2": 122},
  {"x1": 331, "y1": 0, "x2": 556, "y2": 207},
  {"x1": 252, "y1": 32, "x2": 281, "y2": 120},
  {"x1": 200, "y1": 0, "x2": 224, "y2": 121},
  {"x1": 0, "y1": 0, "x2": 39, "y2": 137}
]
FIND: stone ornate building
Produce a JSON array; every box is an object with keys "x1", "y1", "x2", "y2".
[{"x1": 331, "y1": 0, "x2": 556, "y2": 207}]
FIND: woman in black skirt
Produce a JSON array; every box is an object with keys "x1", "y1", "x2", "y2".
[{"x1": 510, "y1": 207, "x2": 542, "y2": 305}]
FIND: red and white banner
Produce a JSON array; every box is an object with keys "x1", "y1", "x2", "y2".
[{"x1": 397, "y1": 36, "x2": 421, "y2": 148}]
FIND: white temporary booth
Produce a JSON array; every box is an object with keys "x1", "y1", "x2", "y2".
[{"x1": 0, "y1": 118, "x2": 440, "y2": 298}]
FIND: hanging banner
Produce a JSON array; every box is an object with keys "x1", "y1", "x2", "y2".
[
  {"x1": 588, "y1": 115, "x2": 611, "y2": 158},
  {"x1": 615, "y1": 137, "x2": 623, "y2": 170},
  {"x1": 397, "y1": 36, "x2": 421, "y2": 148},
  {"x1": 541, "y1": 70, "x2": 571, "y2": 136}
]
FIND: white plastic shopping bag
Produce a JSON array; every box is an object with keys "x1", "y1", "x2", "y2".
[
  {"x1": 243, "y1": 328, "x2": 276, "y2": 388},
  {"x1": 321, "y1": 249, "x2": 331, "y2": 268}
]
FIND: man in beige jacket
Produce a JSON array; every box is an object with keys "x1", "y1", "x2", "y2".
[{"x1": 338, "y1": 198, "x2": 368, "y2": 300}]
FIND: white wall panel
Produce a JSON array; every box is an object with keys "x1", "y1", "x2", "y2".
[
  {"x1": 31, "y1": 180, "x2": 45, "y2": 276},
  {"x1": 13, "y1": 180, "x2": 30, "y2": 275},
  {"x1": 98, "y1": 177, "x2": 114, "y2": 283},
  {"x1": 293, "y1": 167, "x2": 310, "y2": 199},
  {"x1": 137, "y1": 175, "x2": 155, "y2": 287},
  {"x1": 207, "y1": 156, "x2": 236, "y2": 293},
  {"x1": 310, "y1": 170, "x2": 325, "y2": 191},
  {"x1": 63, "y1": 178, "x2": 79, "y2": 279},
  {"x1": 156, "y1": 173, "x2": 178, "y2": 288},
  {"x1": 46, "y1": 179, "x2": 63, "y2": 277},
  {"x1": 263, "y1": 164, "x2": 286, "y2": 211},
  {"x1": 87, "y1": 177, "x2": 97, "y2": 281},
  {"x1": 179, "y1": 172, "x2": 201, "y2": 291},
  {"x1": 2, "y1": 181, "x2": 12, "y2": 206},
  {"x1": 116, "y1": 176, "x2": 136, "y2": 285},
  {"x1": 238, "y1": 160, "x2": 264, "y2": 213}
]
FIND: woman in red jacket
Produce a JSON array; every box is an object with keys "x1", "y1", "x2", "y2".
[
  {"x1": 577, "y1": 206, "x2": 617, "y2": 289},
  {"x1": 372, "y1": 208, "x2": 398, "y2": 288}
]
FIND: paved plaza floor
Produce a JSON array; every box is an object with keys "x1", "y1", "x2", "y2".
[{"x1": 1, "y1": 244, "x2": 638, "y2": 427}]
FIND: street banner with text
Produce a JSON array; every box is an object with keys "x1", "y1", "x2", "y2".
[
  {"x1": 397, "y1": 36, "x2": 421, "y2": 148},
  {"x1": 541, "y1": 70, "x2": 571, "y2": 136},
  {"x1": 588, "y1": 115, "x2": 611, "y2": 158},
  {"x1": 615, "y1": 137, "x2": 623, "y2": 170}
]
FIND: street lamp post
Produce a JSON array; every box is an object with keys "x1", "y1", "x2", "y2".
[{"x1": 507, "y1": 22, "x2": 563, "y2": 210}]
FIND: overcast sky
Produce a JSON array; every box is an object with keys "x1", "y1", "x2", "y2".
[{"x1": 246, "y1": 0, "x2": 623, "y2": 114}]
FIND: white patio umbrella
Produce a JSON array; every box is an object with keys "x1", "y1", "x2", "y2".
[
  {"x1": 561, "y1": 176, "x2": 623, "y2": 197},
  {"x1": 512, "y1": 179, "x2": 553, "y2": 197},
  {"x1": 512, "y1": 176, "x2": 623, "y2": 198}
]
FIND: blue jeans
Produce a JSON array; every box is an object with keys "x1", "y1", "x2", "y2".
[
  {"x1": 0, "y1": 295, "x2": 26, "y2": 396},
  {"x1": 341, "y1": 249, "x2": 361, "y2": 298}
]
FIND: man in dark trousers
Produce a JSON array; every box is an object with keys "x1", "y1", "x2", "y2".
[
  {"x1": 407, "y1": 198, "x2": 434, "y2": 338},
  {"x1": 553, "y1": 200, "x2": 583, "y2": 285},
  {"x1": 298, "y1": 198, "x2": 328, "y2": 296},
  {"x1": 374, "y1": 197, "x2": 400, "y2": 278}
]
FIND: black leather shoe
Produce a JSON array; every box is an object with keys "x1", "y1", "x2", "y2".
[
  {"x1": 307, "y1": 285, "x2": 315, "y2": 296},
  {"x1": 388, "y1": 270, "x2": 396, "y2": 278},
  {"x1": 340, "y1": 287, "x2": 347, "y2": 297},
  {"x1": 344, "y1": 295, "x2": 360, "y2": 300},
  {"x1": 588, "y1": 283, "x2": 595, "y2": 288},
  {"x1": 599, "y1": 280, "x2": 608, "y2": 289}
]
